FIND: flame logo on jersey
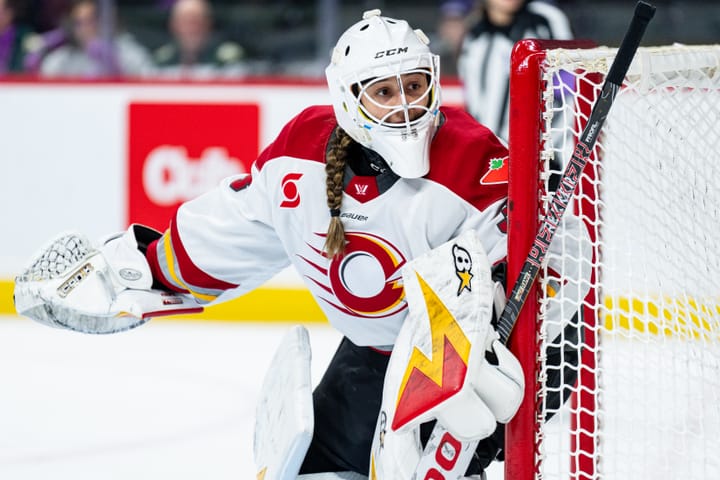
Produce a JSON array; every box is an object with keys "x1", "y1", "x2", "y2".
[
  {"x1": 391, "y1": 272, "x2": 471, "y2": 431},
  {"x1": 299, "y1": 231, "x2": 407, "y2": 318}
]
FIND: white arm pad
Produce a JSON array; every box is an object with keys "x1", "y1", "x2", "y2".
[{"x1": 14, "y1": 225, "x2": 203, "y2": 334}]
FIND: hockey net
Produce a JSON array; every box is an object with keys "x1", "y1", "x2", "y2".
[{"x1": 505, "y1": 40, "x2": 720, "y2": 480}]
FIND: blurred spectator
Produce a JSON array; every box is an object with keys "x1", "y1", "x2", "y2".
[
  {"x1": 38, "y1": 0, "x2": 155, "y2": 78},
  {"x1": 153, "y1": 0, "x2": 245, "y2": 79},
  {"x1": 0, "y1": 0, "x2": 33, "y2": 74},
  {"x1": 435, "y1": 0, "x2": 473, "y2": 77},
  {"x1": 29, "y1": 0, "x2": 71, "y2": 33},
  {"x1": 457, "y1": 0, "x2": 573, "y2": 142}
]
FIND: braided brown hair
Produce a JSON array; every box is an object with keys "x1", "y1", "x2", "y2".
[{"x1": 323, "y1": 128, "x2": 354, "y2": 259}]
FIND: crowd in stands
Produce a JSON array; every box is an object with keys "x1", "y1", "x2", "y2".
[
  {"x1": 0, "y1": 0, "x2": 249, "y2": 79},
  {"x1": 1, "y1": 0, "x2": 711, "y2": 97},
  {"x1": 0, "y1": 0, "x2": 578, "y2": 81}
]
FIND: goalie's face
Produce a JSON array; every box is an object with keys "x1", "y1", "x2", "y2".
[{"x1": 357, "y1": 71, "x2": 433, "y2": 126}]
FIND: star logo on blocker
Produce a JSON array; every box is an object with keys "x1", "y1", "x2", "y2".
[{"x1": 452, "y1": 244, "x2": 473, "y2": 295}]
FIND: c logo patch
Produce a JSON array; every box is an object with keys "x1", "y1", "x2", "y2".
[{"x1": 300, "y1": 231, "x2": 407, "y2": 318}]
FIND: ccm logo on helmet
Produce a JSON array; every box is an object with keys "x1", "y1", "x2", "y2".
[{"x1": 374, "y1": 47, "x2": 408, "y2": 58}]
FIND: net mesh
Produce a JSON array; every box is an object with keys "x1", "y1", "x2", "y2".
[{"x1": 534, "y1": 45, "x2": 720, "y2": 480}]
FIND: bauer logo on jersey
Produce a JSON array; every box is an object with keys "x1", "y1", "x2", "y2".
[
  {"x1": 279, "y1": 172, "x2": 303, "y2": 208},
  {"x1": 453, "y1": 244, "x2": 474, "y2": 295},
  {"x1": 480, "y1": 156, "x2": 509, "y2": 185}
]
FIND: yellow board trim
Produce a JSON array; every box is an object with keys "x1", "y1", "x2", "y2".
[
  {"x1": 0, "y1": 280, "x2": 13, "y2": 315},
  {"x1": 1, "y1": 279, "x2": 327, "y2": 323}
]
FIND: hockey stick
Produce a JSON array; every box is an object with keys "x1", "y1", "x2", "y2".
[
  {"x1": 496, "y1": 0, "x2": 655, "y2": 344},
  {"x1": 413, "y1": 2, "x2": 656, "y2": 478}
]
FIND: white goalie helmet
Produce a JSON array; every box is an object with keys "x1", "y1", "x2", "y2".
[{"x1": 325, "y1": 9, "x2": 442, "y2": 178}]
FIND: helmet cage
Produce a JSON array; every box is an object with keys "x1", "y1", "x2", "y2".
[
  {"x1": 337, "y1": 53, "x2": 441, "y2": 141},
  {"x1": 355, "y1": 66, "x2": 438, "y2": 138}
]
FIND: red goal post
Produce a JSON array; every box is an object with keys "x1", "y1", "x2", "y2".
[{"x1": 505, "y1": 39, "x2": 720, "y2": 480}]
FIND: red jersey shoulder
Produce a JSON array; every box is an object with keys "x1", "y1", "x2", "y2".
[
  {"x1": 255, "y1": 105, "x2": 337, "y2": 171},
  {"x1": 427, "y1": 106, "x2": 509, "y2": 210}
]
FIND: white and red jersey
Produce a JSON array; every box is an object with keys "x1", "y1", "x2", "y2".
[{"x1": 145, "y1": 105, "x2": 585, "y2": 347}]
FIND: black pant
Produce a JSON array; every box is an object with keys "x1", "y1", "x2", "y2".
[{"x1": 298, "y1": 337, "x2": 502, "y2": 475}]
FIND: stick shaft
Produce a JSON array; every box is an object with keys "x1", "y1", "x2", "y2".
[{"x1": 496, "y1": 1, "x2": 655, "y2": 344}]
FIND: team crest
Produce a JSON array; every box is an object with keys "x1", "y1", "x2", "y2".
[{"x1": 452, "y1": 244, "x2": 473, "y2": 295}]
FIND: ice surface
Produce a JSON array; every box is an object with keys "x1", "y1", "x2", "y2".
[
  {"x1": 0, "y1": 316, "x2": 341, "y2": 479},
  {"x1": 0, "y1": 316, "x2": 507, "y2": 479}
]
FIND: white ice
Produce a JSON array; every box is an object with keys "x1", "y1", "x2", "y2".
[
  {"x1": 0, "y1": 315, "x2": 505, "y2": 479},
  {"x1": 0, "y1": 315, "x2": 342, "y2": 479}
]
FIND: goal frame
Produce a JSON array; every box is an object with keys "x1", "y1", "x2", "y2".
[
  {"x1": 504, "y1": 37, "x2": 720, "y2": 480},
  {"x1": 505, "y1": 38, "x2": 599, "y2": 480}
]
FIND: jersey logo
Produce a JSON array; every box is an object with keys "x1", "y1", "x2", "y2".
[
  {"x1": 299, "y1": 232, "x2": 406, "y2": 318},
  {"x1": 346, "y1": 176, "x2": 380, "y2": 202},
  {"x1": 279, "y1": 172, "x2": 303, "y2": 208},
  {"x1": 480, "y1": 156, "x2": 509, "y2": 185}
]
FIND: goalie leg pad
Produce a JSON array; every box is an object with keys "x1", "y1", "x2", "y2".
[{"x1": 254, "y1": 325, "x2": 314, "y2": 480}]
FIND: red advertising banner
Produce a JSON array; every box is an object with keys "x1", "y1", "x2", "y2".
[{"x1": 127, "y1": 102, "x2": 260, "y2": 230}]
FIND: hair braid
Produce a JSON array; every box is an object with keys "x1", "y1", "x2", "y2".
[{"x1": 323, "y1": 128, "x2": 353, "y2": 259}]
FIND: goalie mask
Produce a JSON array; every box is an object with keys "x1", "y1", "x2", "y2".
[{"x1": 325, "y1": 9, "x2": 442, "y2": 178}]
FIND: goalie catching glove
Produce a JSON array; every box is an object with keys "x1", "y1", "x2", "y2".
[{"x1": 13, "y1": 224, "x2": 203, "y2": 334}]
